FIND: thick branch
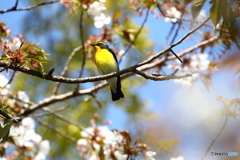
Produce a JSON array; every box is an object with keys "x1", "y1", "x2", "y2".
[{"x1": 19, "y1": 81, "x2": 107, "y2": 117}]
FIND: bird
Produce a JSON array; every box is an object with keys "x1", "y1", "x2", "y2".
[{"x1": 90, "y1": 41, "x2": 124, "y2": 101}]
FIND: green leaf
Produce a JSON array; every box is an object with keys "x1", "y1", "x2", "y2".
[
  {"x1": 112, "y1": 11, "x2": 123, "y2": 24},
  {"x1": 34, "y1": 62, "x2": 44, "y2": 73},
  {"x1": 0, "y1": 119, "x2": 13, "y2": 143},
  {"x1": 191, "y1": 0, "x2": 206, "y2": 20},
  {"x1": 210, "y1": 0, "x2": 223, "y2": 26},
  {"x1": 0, "y1": 53, "x2": 10, "y2": 61},
  {"x1": 222, "y1": 3, "x2": 236, "y2": 34},
  {"x1": 24, "y1": 46, "x2": 49, "y2": 63},
  {"x1": 119, "y1": 29, "x2": 136, "y2": 44}
]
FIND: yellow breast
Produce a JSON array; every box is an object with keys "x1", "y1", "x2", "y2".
[{"x1": 94, "y1": 49, "x2": 118, "y2": 75}]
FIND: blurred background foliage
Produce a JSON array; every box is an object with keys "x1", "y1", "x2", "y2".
[{"x1": 1, "y1": 0, "x2": 240, "y2": 159}]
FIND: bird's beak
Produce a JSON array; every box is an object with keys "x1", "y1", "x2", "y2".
[{"x1": 90, "y1": 43, "x2": 96, "y2": 46}]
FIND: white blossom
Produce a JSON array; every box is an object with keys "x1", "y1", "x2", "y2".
[
  {"x1": 87, "y1": 2, "x2": 106, "y2": 17},
  {"x1": 8, "y1": 117, "x2": 50, "y2": 160},
  {"x1": 0, "y1": 74, "x2": 8, "y2": 89},
  {"x1": 145, "y1": 151, "x2": 156, "y2": 160},
  {"x1": 35, "y1": 140, "x2": 50, "y2": 160},
  {"x1": 17, "y1": 91, "x2": 30, "y2": 107},
  {"x1": 87, "y1": 1, "x2": 111, "y2": 28},
  {"x1": 170, "y1": 156, "x2": 184, "y2": 160},
  {"x1": 196, "y1": 10, "x2": 207, "y2": 22},
  {"x1": 94, "y1": 13, "x2": 111, "y2": 28},
  {"x1": 8, "y1": 38, "x2": 21, "y2": 52},
  {"x1": 76, "y1": 123, "x2": 155, "y2": 160},
  {"x1": 168, "y1": 53, "x2": 210, "y2": 87},
  {"x1": 164, "y1": 7, "x2": 181, "y2": 23}
]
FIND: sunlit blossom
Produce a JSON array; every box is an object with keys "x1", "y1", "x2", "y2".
[
  {"x1": 76, "y1": 121, "x2": 156, "y2": 160},
  {"x1": 168, "y1": 53, "x2": 210, "y2": 87},
  {"x1": 7, "y1": 117, "x2": 50, "y2": 160},
  {"x1": 17, "y1": 91, "x2": 30, "y2": 107},
  {"x1": 0, "y1": 74, "x2": 8, "y2": 87},
  {"x1": 87, "y1": 1, "x2": 111, "y2": 28},
  {"x1": 164, "y1": 7, "x2": 181, "y2": 23},
  {"x1": 8, "y1": 38, "x2": 21, "y2": 52},
  {"x1": 87, "y1": 1, "x2": 106, "y2": 17},
  {"x1": 196, "y1": 10, "x2": 207, "y2": 22},
  {"x1": 94, "y1": 13, "x2": 111, "y2": 28},
  {"x1": 145, "y1": 151, "x2": 156, "y2": 160},
  {"x1": 170, "y1": 156, "x2": 184, "y2": 160}
]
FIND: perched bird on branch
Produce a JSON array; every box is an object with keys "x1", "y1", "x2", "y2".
[{"x1": 90, "y1": 41, "x2": 124, "y2": 101}]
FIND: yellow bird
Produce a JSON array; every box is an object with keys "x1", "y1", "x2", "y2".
[{"x1": 90, "y1": 41, "x2": 124, "y2": 101}]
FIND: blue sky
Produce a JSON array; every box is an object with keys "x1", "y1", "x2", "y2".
[{"x1": 1, "y1": 1, "x2": 240, "y2": 160}]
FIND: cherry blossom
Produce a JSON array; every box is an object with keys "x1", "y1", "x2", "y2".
[
  {"x1": 168, "y1": 53, "x2": 210, "y2": 87},
  {"x1": 164, "y1": 7, "x2": 181, "y2": 23}
]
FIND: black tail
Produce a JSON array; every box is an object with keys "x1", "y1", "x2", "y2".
[{"x1": 111, "y1": 77, "x2": 124, "y2": 101}]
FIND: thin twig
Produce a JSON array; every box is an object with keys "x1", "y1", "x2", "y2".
[
  {"x1": 33, "y1": 105, "x2": 69, "y2": 117},
  {"x1": 0, "y1": 109, "x2": 22, "y2": 123},
  {"x1": 201, "y1": 116, "x2": 228, "y2": 160},
  {"x1": 34, "y1": 117, "x2": 77, "y2": 143},
  {"x1": 12, "y1": 0, "x2": 19, "y2": 10},
  {"x1": 37, "y1": 107, "x2": 84, "y2": 130},
  {"x1": 78, "y1": 8, "x2": 86, "y2": 78},
  {"x1": 134, "y1": 69, "x2": 191, "y2": 81},
  {"x1": 165, "y1": 23, "x2": 177, "y2": 47},
  {"x1": 0, "y1": 0, "x2": 59, "y2": 14},
  {"x1": 136, "y1": 17, "x2": 210, "y2": 67},
  {"x1": 53, "y1": 45, "x2": 83, "y2": 94},
  {"x1": 75, "y1": 8, "x2": 86, "y2": 92},
  {"x1": 119, "y1": 7, "x2": 150, "y2": 63},
  {"x1": 170, "y1": 15, "x2": 183, "y2": 45},
  {"x1": 170, "y1": 49, "x2": 183, "y2": 63},
  {"x1": 4, "y1": 71, "x2": 16, "y2": 88}
]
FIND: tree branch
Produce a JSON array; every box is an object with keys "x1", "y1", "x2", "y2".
[
  {"x1": 33, "y1": 106, "x2": 84, "y2": 131},
  {"x1": 18, "y1": 35, "x2": 216, "y2": 117},
  {"x1": 0, "y1": 17, "x2": 210, "y2": 84},
  {"x1": 19, "y1": 81, "x2": 108, "y2": 117},
  {"x1": 0, "y1": 0, "x2": 59, "y2": 14},
  {"x1": 0, "y1": 109, "x2": 22, "y2": 123},
  {"x1": 201, "y1": 116, "x2": 228, "y2": 160},
  {"x1": 134, "y1": 69, "x2": 191, "y2": 81}
]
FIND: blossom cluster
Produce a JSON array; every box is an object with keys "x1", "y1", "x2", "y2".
[
  {"x1": 168, "y1": 53, "x2": 210, "y2": 87},
  {"x1": 76, "y1": 118, "x2": 156, "y2": 160},
  {"x1": 61, "y1": 0, "x2": 111, "y2": 28},
  {"x1": 0, "y1": 74, "x2": 50, "y2": 160}
]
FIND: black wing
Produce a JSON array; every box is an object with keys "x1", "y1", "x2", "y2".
[{"x1": 107, "y1": 47, "x2": 119, "y2": 70}]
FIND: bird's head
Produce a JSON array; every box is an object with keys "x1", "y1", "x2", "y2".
[{"x1": 90, "y1": 41, "x2": 108, "y2": 51}]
